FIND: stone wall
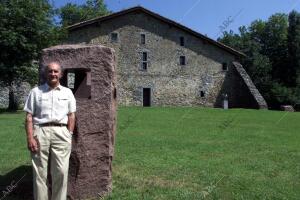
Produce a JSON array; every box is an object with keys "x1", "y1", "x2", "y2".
[
  {"x1": 215, "y1": 62, "x2": 267, "y2": 109},
  {"x1": 0, "y1": 84, "x2": 9, "y2": 108},
  {"x1": 0, "y1": 82, "x2": 31, "y2": 109},
  {"x1": 67, "y1": 11, "x2": 264, "y2": 108}
]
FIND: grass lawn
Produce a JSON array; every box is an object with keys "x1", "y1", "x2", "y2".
[{"x1": 1, "y1": 107, "x2": 300, "y2": 199}]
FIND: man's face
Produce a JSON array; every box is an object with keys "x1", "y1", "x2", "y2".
[{"x1": 46, "y1": 62, "x2": 62, "y2": 87}]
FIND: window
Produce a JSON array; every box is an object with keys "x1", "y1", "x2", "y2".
[
  {"x1": 180, "y1": 36, "x2": 185, "y2": 46},
  {"x1": 141, "y1": 34, "x2": 146, "y2": 44},
  {"x1": 111, "y1": 32, "x2": 118, "y2": 42},
  {"x1": 222, "y1": 62, "x2": 228, "y2": 71},
  {"x1": 141, "y1": 52, "x2": 148, "y2": 71},
  {"x1": 67, "y1": 72, "x2": 75, "y2": 89},
  {"x1": 142, "y1": 62, "x2": 147, "y2": 70},
  {"x1": 180, "y1": 56, "x2": 186, "y2": 65},
  {"x1": 200, "y1": 91, "x2": 205, "y2": 97},
  {"x1": 142, "y1": 52, "x2": 147, "y2": 61},
  {"x1": 62, "y1": 69, "x2": 91, "y2": 99}
]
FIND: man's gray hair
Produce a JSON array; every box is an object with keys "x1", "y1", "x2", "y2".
[{"x1": 42, "y1": 61, "x2": 62, "y2": 75}]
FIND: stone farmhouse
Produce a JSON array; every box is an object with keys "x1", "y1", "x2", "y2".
[{"x1": 65, "y1": 6, "x2": 267, "y2": 109}]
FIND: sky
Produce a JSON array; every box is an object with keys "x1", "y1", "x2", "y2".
[{"x1": 52, "y1": 0, "x2": 300, "y2": 40}]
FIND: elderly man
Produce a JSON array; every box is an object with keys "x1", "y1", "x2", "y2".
[{"x1": 24, "y1": 62, "x2": 76, "y2": 200}]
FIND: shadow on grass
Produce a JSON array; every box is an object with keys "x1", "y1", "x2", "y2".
[
  {"x1": 0, "y1": 109, "x2": 24, "y2": 114},
  {"x1": 0, "y1": 165, "x2": 33, "y2": 200},
  {"x1": 0, "y1": 108, "x2": 9, "y2": 114}
]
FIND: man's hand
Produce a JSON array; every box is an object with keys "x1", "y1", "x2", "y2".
[
  {"x1": 27, "y1": 137, "x2": 39, "y2": 152},
  {"x1": 25, "y1": 112, "x2": 39, "y2": 152},
  {"x1": 67, "y1": 112, "x2": 76, "y2": 133}
]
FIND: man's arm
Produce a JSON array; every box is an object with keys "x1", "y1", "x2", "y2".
[
  {"x1": 67, "y1": 112, "x2": 75, "y2": 134},
  {"x1": 25, "y1": 112, "x2": 39, "y2": 152}
]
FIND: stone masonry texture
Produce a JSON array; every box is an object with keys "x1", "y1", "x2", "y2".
[
  {"x1": 66, "y1": 7, "x2": 267, "y2": 109},
  {"x1": 0, "y1": 81, "x2": 31, "y2": 109},
  {"x1": 40, "y1": 44, "x2": 117, "y2": 199}
]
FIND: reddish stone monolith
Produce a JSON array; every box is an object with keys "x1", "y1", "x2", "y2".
[{"x1": 40, "y1": 44, "x2": 117, "y2": 199}]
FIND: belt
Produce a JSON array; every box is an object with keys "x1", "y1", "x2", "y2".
[{"x1": 39, "y1": 123, "x2": 67, "y2": 127}]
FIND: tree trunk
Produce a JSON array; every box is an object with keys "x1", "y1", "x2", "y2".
[{"x1": 8, "y1": 83, "x2": 18, "y2": 111}]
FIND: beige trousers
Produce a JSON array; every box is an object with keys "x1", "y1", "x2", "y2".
[{"x1": 31, "y1": 125, "x2": 72, "y2": 200}]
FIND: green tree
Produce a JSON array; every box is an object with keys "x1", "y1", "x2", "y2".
[
  {"x1": 219, "y1": 25, "x2": 273, "y2": 106},
  {"x1": 288, "y1": 10, "x2": 300, "y2": 106},
  {"x1": 261, "y1": 14, "x2": 290, "y2": 107},
  {"x1": 59, "y1": 0, "x2": 111, "y2": 27},
  {"x1": 0, "y1": 0, "x2": 59, "y2": 110},
  {"x1": 262, "y1": 14, "x2": 289, "y2": 84},
  {"x1": 218, "y1": 13, "x2": 297, "y2": 109}
]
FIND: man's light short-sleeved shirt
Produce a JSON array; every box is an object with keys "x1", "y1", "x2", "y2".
[{"x1": 24, "y1": 83, "x2": 76, "y2": 125}]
